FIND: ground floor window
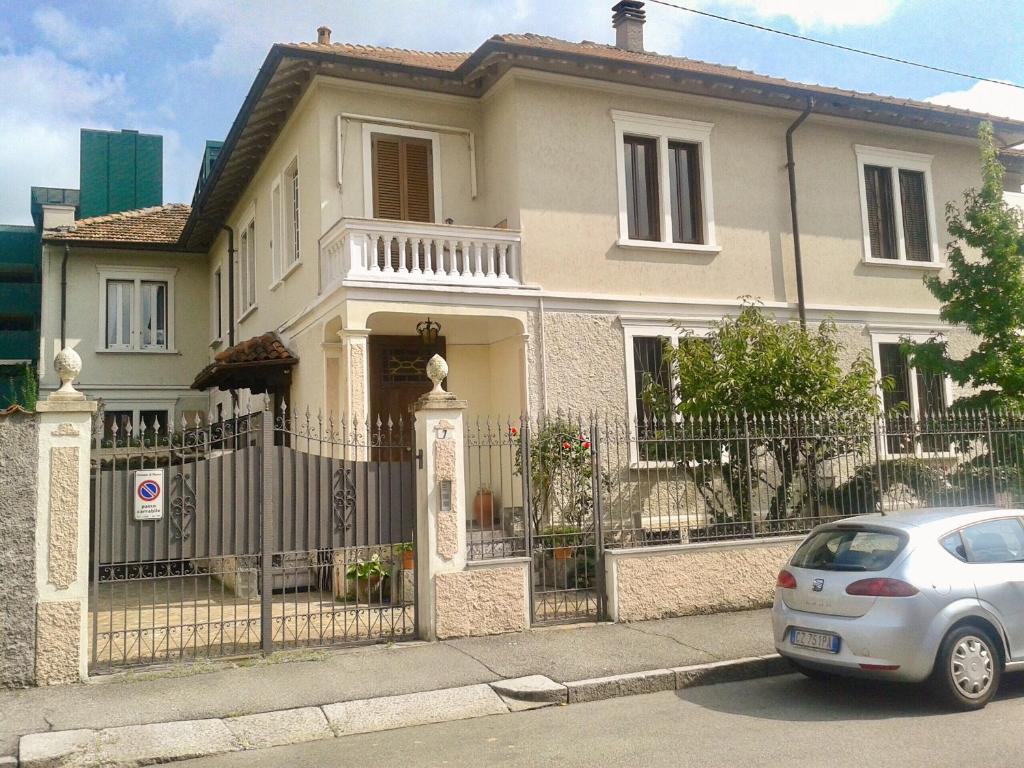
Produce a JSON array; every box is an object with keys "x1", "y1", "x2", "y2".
[
  {"x1": 101, "y1": 406, "x2": 170, "y2": 446},
  {"x1": 872, "y1": 335, "x2": 951, "y2": 455}
]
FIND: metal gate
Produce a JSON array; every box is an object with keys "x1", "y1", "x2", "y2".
[
  {"x1": 524, "y1": 415, "x2": 605, "y2": 624},
  {"x1": 89, "y1": 403, "x2": 417, "y2": 672},
  {"x1": 463, "y1": 414, "x2": 605, "y2": 626}
]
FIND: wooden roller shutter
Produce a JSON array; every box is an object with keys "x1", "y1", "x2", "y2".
[
  {"x1": 899, "y1": 169, "x2": 931, "y2": 262},
  {"x1": 371, "y1": 134, "x2": 433, "y2": 222},
  {"x1": 372, "y1": 136, "x2": 402, "y2": 220},
  {"x1": 864, "y1": 165, "x2": 897, "y2": 260}
]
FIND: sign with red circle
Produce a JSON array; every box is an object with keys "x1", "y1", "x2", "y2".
[{"x1": 133, "y1": 470, "x2": 164, "y2": 520}]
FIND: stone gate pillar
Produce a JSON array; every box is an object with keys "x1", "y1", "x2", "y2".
[
  {"x1": 413, "y1": 354, "x2": 468, "y2": 641},
  {"x1": 34, "y1": 349, "x2": 97, "y2": 684}
]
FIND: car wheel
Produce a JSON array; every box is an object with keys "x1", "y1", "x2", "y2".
[
  {"x1": 931, "y1": 626, "x2": 1001, "y2": 711},
  {"x1": 789, "y1": 659, "x2": 831, "y2": 681}
]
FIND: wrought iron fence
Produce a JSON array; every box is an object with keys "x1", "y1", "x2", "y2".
[
  {"x1": 465, "y1": 409, "x2": 1024, "y2": 561},
  {"x1": 597, "y1": 409, "x2": 1024, "y2": 547}
]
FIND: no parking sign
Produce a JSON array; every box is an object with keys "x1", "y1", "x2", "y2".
[{"x1": 134, "y1": 469, "x2": 164, "y2": 520}]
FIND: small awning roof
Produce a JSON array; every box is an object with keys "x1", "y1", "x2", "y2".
[{"x1": 191, "y1": 332, "x2": 298, "y2": 394}]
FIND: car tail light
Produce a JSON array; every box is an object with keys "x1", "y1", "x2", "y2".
[
  {"x1": 845, "y1": 578, "x2": 918, "y2": 597},
  {"x1": 776, "y1": 569, "x2": 797, "y2": 589}
]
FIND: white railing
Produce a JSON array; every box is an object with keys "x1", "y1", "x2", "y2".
[{"x1": 320, "y1": 218, "x2": 522, "y2": 291}]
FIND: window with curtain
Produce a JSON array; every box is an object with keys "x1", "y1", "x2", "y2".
[
  {"x1": 238, "y1": 218, "x2": 256, "y2": 314},
  {"x1": 140, "y1": 281, "x2": 167, "y2": 349},
  {"x1": 105, "y1": 280, "x2": 133, "y2": 349}
]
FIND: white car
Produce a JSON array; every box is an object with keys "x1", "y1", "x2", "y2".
[{"x1": 773, "y1": 506, "x2": 1024, "y2": 710}]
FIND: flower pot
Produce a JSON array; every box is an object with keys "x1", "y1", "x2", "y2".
[
  {"x1": 354, "y1": 574, "x2": 384, "y2": 604},
  {"x1": 553, "y1": 545, "x2": 573, "y2": 561},
  {"x1": 473, "y1": 489, "x2": 496, "y2": 528},
  {"x1": 402, "y1": 549, "x2": 415, "y2": 571}
]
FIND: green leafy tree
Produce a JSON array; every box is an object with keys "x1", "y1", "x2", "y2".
[
  {"x1": 904, "y1": 122, "x2": 1024, "y2": 410},
  {"x1": 645, "y1": 303, "x2": 881, "y2": 528}
]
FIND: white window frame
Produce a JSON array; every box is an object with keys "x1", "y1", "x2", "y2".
[
  {"x1": 855, "y1": 145, "x2": 942, "y2": 269},
  {"x1": 270, "y1": 157, "x2": 302, "y2": 290},
  {"x1": 237, "y1": 207, "x2": 257, "y2": 321},
  {"x1": 100, "y1": 401, "x2": 174, "y2": 443},
  {"x1": 623, "y1": 320, "x2": 712, "y2": 467},
  {"x1": 360, "y1": 123, "x2": 443, "y2": 223},
  {"x1": 211, "y1": 267, "x2": 223, "y2": 346},
  {"x1": 871, "y1": 331, "x2": 954, "y2": 458},
  {"x1": 96, "y1": 266, "x2": 177, "y2": 353},
  {"x1": 612, "y1": 110, "x2": 719, "y2": 255}
]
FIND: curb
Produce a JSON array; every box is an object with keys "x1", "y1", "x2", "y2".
[{"x1": 16, "y1": 654, "x2": 787, "y2": 767}]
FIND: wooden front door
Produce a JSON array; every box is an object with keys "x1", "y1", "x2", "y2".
[{"x1": 369, "y1": 335, "x2": 447, "y2": 427}]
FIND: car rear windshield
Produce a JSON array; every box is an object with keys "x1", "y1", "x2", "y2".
[{"x1": 791, "y1": 527, "x2": 906, "y2": 572}]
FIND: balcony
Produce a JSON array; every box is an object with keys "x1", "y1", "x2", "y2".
[{"x1": 319, "y1": 218, "x2": 522, "y2": 292}]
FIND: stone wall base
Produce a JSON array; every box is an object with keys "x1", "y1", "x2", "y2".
[
  {"x1": 435, "y1": 560, "x2": 530, "y2": 639},
  {"x1": 606, "y1": 538, "x2": 802, "y2": 622},
  {"x1": 35, "y1": 600, "x2": 83, "y2": 685}
]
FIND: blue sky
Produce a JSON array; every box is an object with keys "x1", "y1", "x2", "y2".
[{"x1": 1, "y1": 0, "x2": 1022, "y2": 224}]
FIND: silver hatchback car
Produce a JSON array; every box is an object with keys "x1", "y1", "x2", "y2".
[{"x1": 773, "y1": 506, "x2": 1024, "y2": 710}]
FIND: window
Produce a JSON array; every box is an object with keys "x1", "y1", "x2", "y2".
[
  {"x1": 371, "y1": 134, "x2": 434, "y2": 222},
  {"x1": 624, "y1": 322, "x2": 711, "y2": 465},
  {"x1": 238, "y1": 216, "x2": 256, "y2": 317},
  {"x1": 213, "y1": 268, "x2": 223, "y2": 342},
  {"x1": 98, "y1": 267, "x2": 175, "y2": 352},
  {"x1": 613, "y1": 111, "x2": 717, "y2": 252},
  {"x1": 959, "y1": 519, "x2": 1024, "y2": 564},
  {"x1": 101, "y1": 407, "x2": 170, "y2": 446},
  {"x1": 271, "y1": 159, "x2": 301, "y2": 283},
  {"x1": 856, "y1": 146, "x2": 939, "y2": 266},
  {"x1": 873, "y1": 334, "x2": 951, "y2": 455},
  {"x1": 791, "y1": 527, "x2": 906, "y2": 572}
]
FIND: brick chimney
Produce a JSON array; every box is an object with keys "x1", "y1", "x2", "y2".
[
  {"x1": 317, "y1": 25, "x2": 332, "y2": 45},
  {"x1": 612, "y1": 1, "x2": 645, "y2": 52}
]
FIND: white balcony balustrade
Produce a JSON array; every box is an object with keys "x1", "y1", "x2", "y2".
[{"x1": 320, "y1": 218, "x2": 522, "y2": 291}]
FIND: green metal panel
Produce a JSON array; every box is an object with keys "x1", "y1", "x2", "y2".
[
  {"x1": 0, "y1": 331, "x2": 38, "y2": 361},
  {"x1": 0, "y1": 226, "x2": 39, "y2": 271},
  {"x1": 79, "y1": 129, "x2": 163, "y2": 218},
  {"x1": 107, "y1": 130, "x2": 137, "y2": 214},
  {"x1": 0, "y1": 283, "x2": 41, "y2": 315},
  {"x1": 79, "y1": 129, "x2": 110, "y2": 218},
  {"x1": 135, "y1": 133, "x2": 163, "y2": 209}
]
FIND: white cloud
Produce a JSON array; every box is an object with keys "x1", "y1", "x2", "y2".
[
  {"x1": 715, "y1": 0, "x2": 903, "y2": 29},
  {"x1": 927, "y1": 80, "x2": 1024, "y2": 122},
  {"x1": 32, "y1": 6, "x2": 122, "y2": 63},
  {"x1": 0, "y1": 49, "x2": 126, "y2": 223}
]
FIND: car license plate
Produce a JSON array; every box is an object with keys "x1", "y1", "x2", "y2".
[{"x1": 790, "y1": 628, "x2": 840, "y2": 654}]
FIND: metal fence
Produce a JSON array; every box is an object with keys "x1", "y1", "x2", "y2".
[
  {"x1": 89, "y1": 402, "x2": 417, "y2": 672},
  {"x1": 465, "y1": 409, "x2": 1024, "y2": 568}
]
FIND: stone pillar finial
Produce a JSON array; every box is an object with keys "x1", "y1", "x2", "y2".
[
  {"x1": 426, "y1": 353, "x2": 448, "y2": 395},
  {"x1": 52, "y1": 348, "x2": 83, "y2": 400}
]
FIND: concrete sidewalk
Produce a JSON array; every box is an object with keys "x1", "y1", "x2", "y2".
[{"x1": 3, "y1": 609, "x2": 778, "y2": 765}]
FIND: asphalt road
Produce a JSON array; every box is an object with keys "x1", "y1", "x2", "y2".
[{"x1": 178, "y1": 672, "x2": 1024, "y2": 767}]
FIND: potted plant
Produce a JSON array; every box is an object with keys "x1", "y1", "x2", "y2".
[
  {"x1": 395, "y1": 543, "x2": 415, "y2": 571},
  {"x1": 345, "y1": 553, "x2": 390, "y2": 604},
  {"x1": 543, "y1": 524, "x2": 582, "y2": 560}
]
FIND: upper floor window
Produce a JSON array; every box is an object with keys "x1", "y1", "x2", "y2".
[
  {"x1": 212, "y1": 267, "x2": 223, "y2": 343},
  {"x1": 98, "y1": 267, "x2": 175, "y2": 352},
  {"x1": 272, "y1": 159, "x2": 301, "y2": 283},
  {"x1": 237, "y1": 215, "x2": 256, "y2": 317},
  {"x1": 371, "y1": 133, "x2": 434, "y2": 222},
  {"x1": 613, "y1": 111, "x2": 717, "y2": 253},
  {"x1": 856, "y1": 146, "x2": 940, "y2": 267}
]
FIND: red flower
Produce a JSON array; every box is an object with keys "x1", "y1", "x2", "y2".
[
  {"x1": 509, "y1": 426, "x2": 518, "y2": 436},
  {"x1": 582, "y1": 441, "x2": 591, "y2": 450},
  {"x1": 562, "y1": 441, "x2": 571, "y2": 450}
]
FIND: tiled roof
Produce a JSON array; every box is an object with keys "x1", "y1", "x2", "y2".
[
  {"x1": 214, "y1": 333, "x2": 296, "y2": 365},
  {"x1": 43, "y1": 204, "x2": 191, "y2": 245},
  {"x1": 283, "y1": 41, "x2": 469, "y2": 71}
]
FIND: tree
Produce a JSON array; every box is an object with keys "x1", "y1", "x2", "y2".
[
  {"x1": 645, "y1": 302, "x2": 880, "y2": 529},
  {"x1": 904, "y1": 122, "x2": 1024, "y2": 410}
]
